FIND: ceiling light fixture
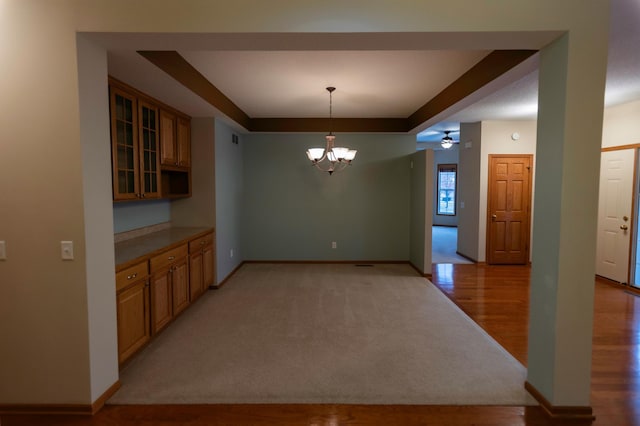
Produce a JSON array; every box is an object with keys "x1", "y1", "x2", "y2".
[
  {"x1": 441, "y1": 131, "x2": 454, "y2": 149},
  {"x1": 306, "y1": 87, "x2": 357, "y2": 175}
]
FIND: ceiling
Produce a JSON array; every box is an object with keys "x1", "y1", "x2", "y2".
[{"x1": 103, "y1": 0, "x2": 639, "y2": 147}]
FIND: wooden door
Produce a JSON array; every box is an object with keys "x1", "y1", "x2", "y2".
[
  {"x1": 137, "y1": 100, "x2": 161, "y2": 199},
  {"x1": 110, "y1": 87, "x2": 139, "y2": 200},
  {"x1": 160, "y1": 110, "x2": 177, "y2": 166},
  {"x1": 487, "y1": 155, "x2": 532, "y2": 264},
  {"x1": 172, "y1": 258, "x2": 190, "y2": 316},
  {"x1": 596, "y1": 149, "x2": 634, "y2": 283},
  {"x1": 189, "y1": 251, "x2": 203, "y2": 301},
  {"x1": 151, "y1": 268, "x2": 173, "y2": 334},
  {"x1": 203, "y1": 244, "x2": 215, "y2": 288},
  {"x1": 177, "y1": 117, "x2": 191, "y2": 168},
  {"x1": 116, "y1": 279, "x2": 150, "y2": 364}
]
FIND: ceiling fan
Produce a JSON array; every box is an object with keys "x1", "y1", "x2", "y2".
[{"x1": 441, "y1": 131, "x2": 458, "y2": 149}]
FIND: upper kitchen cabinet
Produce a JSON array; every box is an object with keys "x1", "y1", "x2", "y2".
[
  {"x1": 160, "y1": 110, "x2": 191, "y2": 169},
  {"x1": 109, "y1": 77, "x2": 191, "y2": 201},
  {"x1": 110, "y1": 84, "x2": 160, "y2": 201}
]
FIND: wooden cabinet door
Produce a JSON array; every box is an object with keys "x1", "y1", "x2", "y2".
[
  {"x1": 203, "y1": 244, "x2": 215, "y2": 288},
  {"x1": 110, "y1": 87, "x2": 139, "y2": 201},
  {"x1": 189, "y1": 251, "x2": 204, "y2": 301},
  {"x1": 151, "y1": 267, "x2": 173, "y2": 334},
  {"x1": 160, "y1": 110, "x2": 177, "y2": 166},
  {"x1": 177, "y1": 117, "x2": 191, "y2": 168},
  {"x1": 116, "y1": 279, "x2": 150, "y2": 364},
  {"x1": 172, "y1": 257, "x2": 190, "y2": 315},
  {"x1": 138, "y1": 100, "x2": 161, "y2": 199}
]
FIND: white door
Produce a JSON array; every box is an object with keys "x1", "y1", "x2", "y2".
[{"x1": 596, "y1": 149, "x2": 635, "y2": 283}]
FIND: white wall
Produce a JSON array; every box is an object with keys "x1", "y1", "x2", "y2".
[
  {"x1": 478, "y1": 120, "x2": 537, "y2": 262},
  {"x1": 602, "y1": 100, "x2": 640, "y2": 148}
]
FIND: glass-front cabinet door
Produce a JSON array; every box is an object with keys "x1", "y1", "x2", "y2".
[
  {"x1": 138, "y1": 100, "x2": 161, "y2": 199},
  {"x1": 110, "y1": 87, "x2": 139, "y2": 200}
]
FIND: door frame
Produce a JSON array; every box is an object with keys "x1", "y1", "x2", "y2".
[{"x1": 485, "y1": 154, "x2": 533, "y2": 265}]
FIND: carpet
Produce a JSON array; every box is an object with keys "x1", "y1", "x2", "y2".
[
  {"x1": 432, "y1": 226, "x2": 473, "y2": 264},
  {"x1": 109, "y1": 263, "x2": 533, "y2": 405}
]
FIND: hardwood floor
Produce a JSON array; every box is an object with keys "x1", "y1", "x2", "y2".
[{"x1": 2, "y1": 263, "x2": 638, "y2": 425}]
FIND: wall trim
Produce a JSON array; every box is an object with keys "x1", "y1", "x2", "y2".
[
  {"x1": 243, "y1": 260, "x2": 410, "y2": 265},
  {"x1": 0, "y1": 380, "x2": 120, "y2": 416},
  {"x1": 601, "y1": 143, "x2": 640, "y2": 152},
  {"x1": 455, "y1": 251, "x2": 478, "y2": 263},
  {"x1": 90, "y1": 380, "x2": 121, "y2": 414},
  {"x1": 214, "y1": 260, "x2": 419, "y2": 288},
  {"x1": 524, "y1": 381, "x2": 595, "y2": 421},
  {"x1": 213, "y1": 262, "x2": 244, "y2": 289}
]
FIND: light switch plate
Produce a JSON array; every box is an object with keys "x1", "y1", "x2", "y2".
[
  {"x1": 0, "y1": 241, "x2": 6, "y2": 260},
  {"x1": 61, "y1": 241, "x2": 74, "y2": 260}
]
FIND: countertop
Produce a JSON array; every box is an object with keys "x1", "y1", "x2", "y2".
[{"x1": 115, "y1": 226, "x2": 213, "y2": 270}]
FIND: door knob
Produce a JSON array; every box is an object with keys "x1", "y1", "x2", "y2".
[
  {"x1": 491, "y1": 214, "x2": 497, "y2": 220},
  {"x1": 620, "y1": 224, "x2": 629, "y2": 231}
]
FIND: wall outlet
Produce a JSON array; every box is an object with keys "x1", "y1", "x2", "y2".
[
  {"x1": 230, "y1": 248, "x2": 234, "y2": 258},
  {"x1": 331, "y1": 241, "x2": 337, "y2": 249}
]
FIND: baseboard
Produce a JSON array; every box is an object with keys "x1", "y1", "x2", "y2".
[
  {"x1": 243, "y1": 260, "x2": 409, "y2": 265},
  {"x1": 407, "y1": 261, "x2": 431, "y2": 278},
  {"x1": 0, "y1": 380, "x2": 120, "y2": 416},
  {"x1": 212, "y1": 261, "x2": 245, "y2": 289},
  {"x1": 455, "y1": 251, "x2": 478, "y2": 263},
  {"x1": 215, "y1": 260, "x2": 427, "y2": 285},
  {"x1": 91, "y1": 380, "x2": 121, "y2": 414},
  {"x1": 524, "y1": 381, "x2": 595, "y2": 421}
]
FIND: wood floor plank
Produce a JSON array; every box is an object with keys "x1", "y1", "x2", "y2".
[{"x1": 2, "y1": 263, "x2": 638, "y2": 425}]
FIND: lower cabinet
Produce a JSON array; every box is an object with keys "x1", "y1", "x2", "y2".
[
  {"x1": 116, "y1": 261, "x2": 150, "y2": 364},
  {"x1": 150, "y1": 244, "x2": 189, "y2": 334},
  {"x1": 115, "y1": 230, "x2": 214, "y2": 366},
  {"x1": 189, "y1": 232, "x2": 215, "y2": 301}
]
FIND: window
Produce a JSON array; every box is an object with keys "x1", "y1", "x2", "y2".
[{"x1": 437, "y1": 164, "x2": 457, "y2": 215}]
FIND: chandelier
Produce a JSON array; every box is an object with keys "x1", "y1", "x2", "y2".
[{"x1": 305, "y1": 87, "x2": 357, "y2": 175}]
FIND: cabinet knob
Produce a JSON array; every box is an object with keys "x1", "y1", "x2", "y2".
[
  {"x1": 127, "y1": 273, "x2": 138, "y2": 280},
  {"x1": 168, "y1": 256, "x2": 175, "y2": 261},
  {"x1": 141, "y1": 193, "x2": 146, "y2": 198},
  {"x1": 200, "y1": 241, "x2": 206, "y2": 245}
]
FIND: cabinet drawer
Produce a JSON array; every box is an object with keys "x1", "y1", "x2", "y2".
[
  {"x1": 116, "y1": 261, "x2": 149, "y2": 292},
  {"x1": 189, "y1": 232, "x2": 213, "y2": 253},
  {"x1": 150, "y1": 244, "x2": 188, "y2": 272}
]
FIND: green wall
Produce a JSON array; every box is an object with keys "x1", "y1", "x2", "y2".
[{"x1": 241, "y1": 133, "x2": 415, "y2": 261}]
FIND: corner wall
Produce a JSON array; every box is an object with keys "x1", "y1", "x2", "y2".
[
  {"x1": 410, "y1": 150, "x2": 434, "y2": 273},
  {"x1": 457, "y1": 122, "x2": 482, "y2": 261},
  {"x1": 213, "y1": 120, "x2": 244, "y2": 283}
]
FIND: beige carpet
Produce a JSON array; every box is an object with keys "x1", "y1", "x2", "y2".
[{"x1": 109, "y1": 263, "x2": 533, "y2": 405}]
